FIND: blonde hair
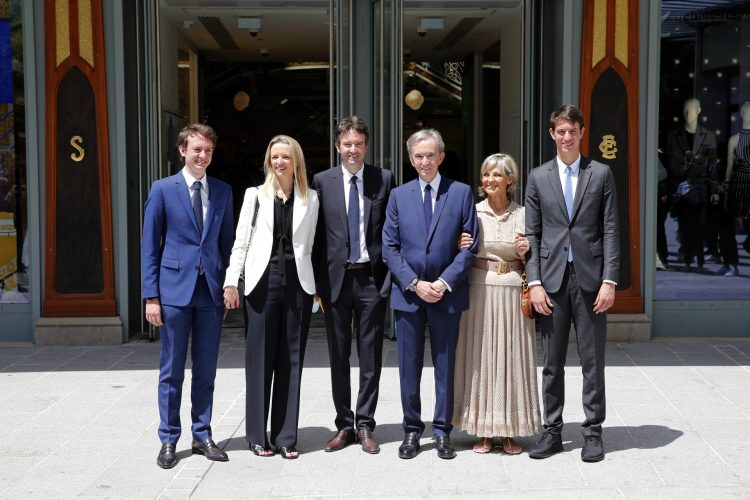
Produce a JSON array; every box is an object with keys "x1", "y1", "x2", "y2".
[
  {"x1": 477, "y1": 153, "x2": 518, "y2": 199},
  {"x1": 261, "y1": 135, "x2": 309, "y2": 201}
]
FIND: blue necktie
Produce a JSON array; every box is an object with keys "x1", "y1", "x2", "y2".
[
  {"x1": 423, "y1": 184, "x2": 433, "y2": 231},
  {"x1": 192, "y1": 181, "x2": 203, "y2": 235},
  {"x1": 563, "y1": 166, "x2": 573, "y2": 261},
  {"x1": 347, "y1": 176, "x2": 361, "y2": 263}
]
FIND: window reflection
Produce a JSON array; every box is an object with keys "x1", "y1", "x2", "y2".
[
  {"x1": 0, "y1": 1, "x2": 28, "y2": 304},
  {"x1": 656, "y1": 0, "x2": 750, "y2": 300}
]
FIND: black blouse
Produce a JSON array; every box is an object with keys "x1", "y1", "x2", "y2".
[{"x1": 270, "y1": 194, "x2": 295, "y2": 284}]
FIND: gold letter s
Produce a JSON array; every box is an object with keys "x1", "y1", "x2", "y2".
[{"x1": 70, "y1": 135, "x2": 85, "y2": 162}]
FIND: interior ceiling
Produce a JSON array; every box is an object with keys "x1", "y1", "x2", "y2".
[
  {"x1": 160, "y1": 0, "x2": 522, "y2": 63},
  {"x1": 661, "y1": 0, "x2": 749, "y2": 40}
]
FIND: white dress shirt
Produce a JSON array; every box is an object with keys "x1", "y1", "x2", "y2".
[
  {"x1": 342, "y1": 165, "x2": 370, "y2": 263},
  {"x1": 418, "y1": 172, "x2": 441, "y2": 211}
]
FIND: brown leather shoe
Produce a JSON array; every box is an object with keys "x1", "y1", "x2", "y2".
[
  {"x1": 324, "y1": 429, "x2": 356, "y2": 452},
  {"x1": 358, "y1": 429, "x2": 380, "y2": 454}
]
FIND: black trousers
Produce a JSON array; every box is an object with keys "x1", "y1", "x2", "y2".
[
  {"x1": 244, "y1": 260, "x2": 312, "y2": 449},
  {"x1": 538, "y1": 263, "x2": 607, "y2": 438},
  {"x1": 323, "y1": 266, "x2": 387, "y2": 431}
]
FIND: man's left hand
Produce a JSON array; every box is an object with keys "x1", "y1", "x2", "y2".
[{"x1": 593, "y1": 282, "x2": 616, "y2": 314}]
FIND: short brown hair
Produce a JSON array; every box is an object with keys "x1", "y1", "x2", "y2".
[
  {"x1": 335, "y1": 116, "x2": 369, "y2": 145},
  {"x1": 177, "y1": 123, "x2": 218, "y2": 150},
  {"x1": 549, "y1": 104, "x2": 585, "y2": 130}
]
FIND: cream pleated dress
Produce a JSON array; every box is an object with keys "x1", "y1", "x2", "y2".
[{"x1": 453, "y1": 199, "x2": 541, "y2": 438}]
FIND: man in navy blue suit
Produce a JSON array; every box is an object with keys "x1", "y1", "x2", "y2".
[
  {"x1": 382, "y1": 128, "x2": 479, "y2": 459},
  {"x1": 142, "y1": 123, "x2": 234, "y2": 469}
]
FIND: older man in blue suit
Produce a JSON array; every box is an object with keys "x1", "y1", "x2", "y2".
[
  {"x1": 142, "y1": 123, "x2": 234, "y2": 469},
  {"x1": 382, "y1": 129, "x2": 478, "y2": 459}
]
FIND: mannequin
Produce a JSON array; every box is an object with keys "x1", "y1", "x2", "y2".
[
  {"x1": 725, "y1": 101, "x2": 750, "y2": 260},
  {"x1": 665, "y1": 98, "x2": 719, "y2": 265},
  {"x1": 666, "y1": 98, "x2": 718, "y2": 190}
]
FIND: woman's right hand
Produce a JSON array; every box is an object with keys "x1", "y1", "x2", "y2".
[{"x1": 224, "y1": 286, "x2": 240, "y2": 310}]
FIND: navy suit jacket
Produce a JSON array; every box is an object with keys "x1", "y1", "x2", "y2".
[
  {"x1": 141, "y1": 172, "x2": 234, "y2": 307},
  {"x1": 382, "y1": 176, "x2": 479, "y2": 314},
  {"x1": 312, "y1": 164, "x2": 396, "y2": 303}
]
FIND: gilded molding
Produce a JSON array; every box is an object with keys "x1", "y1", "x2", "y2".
[
  {"x1": 592, "y1": 0, "x2": 606, "y2": 68},
  {"x1": 78, "y1": 0, "x2": 94, "y2": 67},
  {"x1": 55, "y1": 0, "x2": 70, "y2": 66},
  {"x1": 615, "y1": 0, "x2": 628, "y2": 67}
]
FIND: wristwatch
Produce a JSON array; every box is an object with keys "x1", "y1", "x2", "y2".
[{"x1": 406, "y1": 279, "x2": 418, "y2": 293}]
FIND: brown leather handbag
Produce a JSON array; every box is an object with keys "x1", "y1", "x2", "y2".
[{"x1": 519, "y1": 265, "x2": 536, "y2": 319}]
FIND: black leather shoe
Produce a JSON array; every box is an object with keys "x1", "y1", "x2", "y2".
[
  {"x1": 581, "y1": 435, "x2": 604, "y2": 462},
  {"x1": 191, "y1": 439, "x2": 229, "y2": 462},
  {"x1": 325, "y1": 429, "x2": 356, "y2": 452},
  {"x1": 528, "y1": 430, "x2": 564, "y2": 459},
  {"x1": 435, "y1": 435, "x2": 456, "y2": 459},
  {"x1": 398, "y1": 432, "x2": 420, "y2": 459},
  {"x1": 157, "y1": 443, "x2": 178, "y2": 469}
]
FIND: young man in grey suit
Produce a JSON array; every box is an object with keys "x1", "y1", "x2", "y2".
[
  {"x1": 312, "y1": 116, "x2": 396, "y2": 454},
  {"x1": 525, "y1": 104, "x2": 620, "y2": 463}
]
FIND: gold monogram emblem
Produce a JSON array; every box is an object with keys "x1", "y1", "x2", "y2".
[
  {"x1": 70, "y1": 135, "x2": 85, "y2": 162},
  {"x1": 599, "y1": 134, "x2": 617, "y2": 160}
]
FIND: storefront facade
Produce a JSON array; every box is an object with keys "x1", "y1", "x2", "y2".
[{"x1": 1, "y1": 0, "x2": 747, "y2": 344}]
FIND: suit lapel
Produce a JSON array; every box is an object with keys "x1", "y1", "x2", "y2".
[
  {"x1": 203, "y1": 177, "x2": 219, "y2": 242},
  {"x1": 259, "y1": 187, "x2": 274, "y2": 231},
  {"x1": 693, "y1": 128, "x2": 706, "y2": 154},
  {"x1": 292, "y1": 184, "x2": 307, "y2": 236},
  {"x1": 329, "y1": 168, "x2": 348, "y2": 233},
  {"x1": 427, "y1": 178, "x2": 450, "y2": 243},
  {"x1": 572, "y1": 158, "x2": 593, "y2": 220},
  {"x1": 545, "y1": 162, "x2": 569, "y2": 221},
  {"x1": 407, "y1": 180, "x2": 428, "y2": 238},
  {"x1": 362, "y1": 165, "x2": 374, "y2": 236},
  {"x1": 174, "y1": 174, "x2": 201, "y2": 235}
]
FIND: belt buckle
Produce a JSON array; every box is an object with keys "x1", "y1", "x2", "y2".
[{"x1": 496, "y1": 261, "x2": 509, "y2": 274}]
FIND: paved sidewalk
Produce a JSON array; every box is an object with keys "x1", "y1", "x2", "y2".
[{"x1": 1, "y1": 331, "x2": 749, "y2": 499}]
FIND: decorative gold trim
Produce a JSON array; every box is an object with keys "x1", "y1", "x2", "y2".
[
  {"x1": 78, "y1": 0, "x2": 94, "y2": 67},
  {"x1": 70, "y1": 135, "x2": 85, "y2": 162},
  {"x1": 592, "y1": 0, "x2": 606, "y2": 68},
  {"x1": 614, "y1": 0, "x2": 628, "y2": 67},
  {"x1": 55, "y1": 0, "x2": 70, "y2": 67}
]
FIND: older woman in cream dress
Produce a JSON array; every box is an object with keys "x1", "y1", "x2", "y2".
[{"x1": 453, "y1": 153, "x2": 540, "y2": 454}]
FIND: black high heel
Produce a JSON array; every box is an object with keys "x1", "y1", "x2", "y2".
[
  {"x1": 249, "y1": 443, "x2": 274, "y2": 456},
  {"x1": 278, "y1": 446, "x2": 299, "y2": 459}
]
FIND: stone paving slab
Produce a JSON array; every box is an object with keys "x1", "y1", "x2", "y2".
[{"x1": 0, "y1": 338, "x2": 748, "y2": 499}]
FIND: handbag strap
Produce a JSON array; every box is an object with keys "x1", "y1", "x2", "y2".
[{"x1": 239, "y1": 188, "x2": 260, "y2": 281}]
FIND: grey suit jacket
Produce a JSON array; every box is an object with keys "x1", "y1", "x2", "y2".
[{"x1": 524, "y1": 156, "x2": 619, "y2": 294}]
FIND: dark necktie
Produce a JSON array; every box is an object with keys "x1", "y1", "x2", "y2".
[
  {"x1": 423, "y1": 184, "x2": 433, "y2": 230},
  {"x1": 347, "y1": 176, "x2": 361, "y2": 263},
  {"x1": 563, "y1": 166, "x2": 573, "y2": 261},
  {"x1": 192, "y1": 181, "x2": 203, "y2": 235}
]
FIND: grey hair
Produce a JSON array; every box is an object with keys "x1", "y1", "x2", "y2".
[{"x1": 406, "y1": 128, "x2": 445, "y2": 156}]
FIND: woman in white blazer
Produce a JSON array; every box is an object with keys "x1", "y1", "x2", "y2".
[{"x1": 224, "y1": 135, "x2": 319, "y2": 460}]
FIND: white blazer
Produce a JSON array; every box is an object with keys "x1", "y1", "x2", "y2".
[{"x1": 224, "y1": 184, "x2": 319, "y2": 295}]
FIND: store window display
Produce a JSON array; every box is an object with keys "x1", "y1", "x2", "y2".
[
  {"x1": 0, "y1": 1, "x2": 28, "y2": 305},
  {"x1": 656, "y1": 1, "x2": 750, "y2": 300}
]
